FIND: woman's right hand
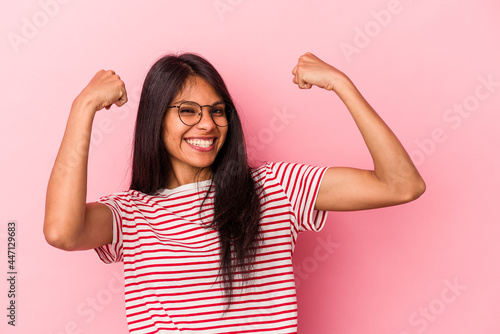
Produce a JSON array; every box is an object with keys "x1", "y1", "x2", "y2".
[{"x1": 76, "y1": 70, "x2": 128, "y2": 112}]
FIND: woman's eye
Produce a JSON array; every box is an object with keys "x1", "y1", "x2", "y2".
[
  {"x1": 212, "y1": 107, "x2": 225, "y2": 115},
  {"x1": 179, "y1": 108, "x2": 197, "y2": 115}
]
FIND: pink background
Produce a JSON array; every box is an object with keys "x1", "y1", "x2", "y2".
[{"x1": 1, "y1": 1, "x2": 499, "y2": 333}]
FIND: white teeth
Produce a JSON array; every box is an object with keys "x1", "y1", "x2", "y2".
[{"x1": 186, "y1": 138, "x2": 214, "y2": 148}]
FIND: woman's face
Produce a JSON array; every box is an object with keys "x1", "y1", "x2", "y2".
[{"x1": 162, "y1": 76, "x2": 228, "y2": 185}]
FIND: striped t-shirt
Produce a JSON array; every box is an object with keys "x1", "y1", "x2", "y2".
[{"x1": 95, "y1": 161, "x2": 329, "y2": 333}]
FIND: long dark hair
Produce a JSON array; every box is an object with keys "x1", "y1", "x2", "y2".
[{"x1": 130, "y1": 53, "x2": 261, "y2": 305}]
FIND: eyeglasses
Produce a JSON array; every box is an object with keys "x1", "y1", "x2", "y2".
[{"x1": 167, "y1": 101, "x2": 231, "y2": 127}]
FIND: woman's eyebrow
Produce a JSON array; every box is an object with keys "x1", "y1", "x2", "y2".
[{"x1": 171, "y1": 100, "x2": 225, "y2": 106}]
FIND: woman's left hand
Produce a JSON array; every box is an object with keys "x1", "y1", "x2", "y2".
[{"x1": 291, "y1": 52, "x2": 347, "y2": 92}]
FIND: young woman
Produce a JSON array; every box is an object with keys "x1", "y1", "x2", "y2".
[{"x1": 44, "y1": 52, "x2": 425, "y2": 333}]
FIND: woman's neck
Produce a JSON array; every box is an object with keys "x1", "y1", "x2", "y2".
[{"x1": 165, "y1": 167, "x2": 212, "y2": 189}]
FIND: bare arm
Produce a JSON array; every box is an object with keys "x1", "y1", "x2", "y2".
[
  {"x1": 43, "y1": 70, "x2": 127, "y2": 250},
  {"x1": 291, "y1": 53, "x2": 425, "y2": 211}
]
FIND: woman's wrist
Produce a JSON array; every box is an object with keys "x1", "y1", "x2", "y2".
[
  {"x1": 331, "y1": 74, "x2": 359, "y2": 101},
  {"x1": 71, "y1": 94, "x2": 100, "y2": 119}
]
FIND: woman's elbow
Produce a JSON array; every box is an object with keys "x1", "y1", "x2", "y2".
[
  {"x1": 399, "y1": 177, "x2": 426, "y2": 203},
  {"x1": 414, "y1": 177, "x2": 426, "y2": 198},
  {"x1": 43, "y1": 220, "x2": 78, "y2": 251}
]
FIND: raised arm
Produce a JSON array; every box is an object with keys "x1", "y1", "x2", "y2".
[
  {"x1": 291, "y1": 52, "x2": 425, "y2": 211},
  {"x1": 43, "y1": 70, "x2": 127, "y2": 250}
]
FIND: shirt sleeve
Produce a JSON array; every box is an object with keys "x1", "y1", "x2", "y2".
[
  {"x1": 268, "y1": 161, "x2": 329, "y2": 232},
  {"x1": 94, "y1": 193, "x2": 125, "y2": 263}
]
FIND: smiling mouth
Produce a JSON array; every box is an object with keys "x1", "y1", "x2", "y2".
[{"x1": 185, "y1": 138, "x2": 215, "y2": 148}]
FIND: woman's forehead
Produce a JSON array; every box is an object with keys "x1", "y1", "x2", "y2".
[{"x1": 172, "y1": 76, "x2": 221, "y2": 104}]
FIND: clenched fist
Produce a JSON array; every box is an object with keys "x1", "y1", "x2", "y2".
[
  {"x1": 76, "y1": 70, "x2": 128, "y2": 112},
  {"x1": 292, "y1": 52, "x2": 348, "y2": 93}
]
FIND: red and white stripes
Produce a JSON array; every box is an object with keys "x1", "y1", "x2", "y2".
[{"x1": 95, "y1": 162, "x2": 328, "y2": 333}]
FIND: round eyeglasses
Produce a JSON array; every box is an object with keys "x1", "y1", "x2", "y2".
[{"x1": 167, "y1": 101, "x2": 231, "y2": 127}]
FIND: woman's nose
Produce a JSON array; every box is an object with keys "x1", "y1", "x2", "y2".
[{"x1": 196, "y1": 107, "x2": 217, "y2": 130}]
